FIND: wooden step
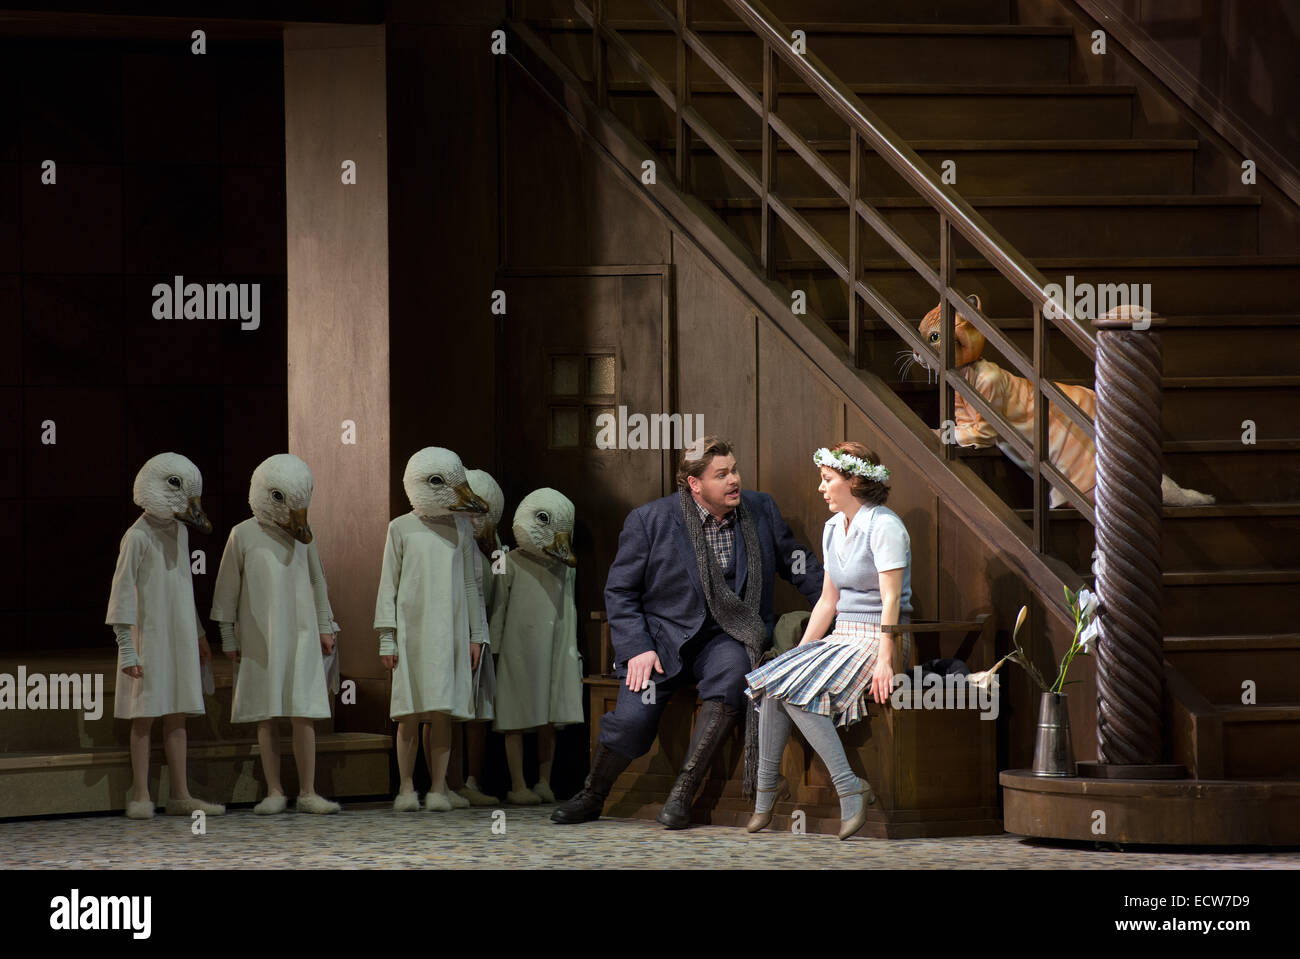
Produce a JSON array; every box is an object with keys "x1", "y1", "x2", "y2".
[
  {"x1": 0, "y1": 652, "x2": 315, "y2": 752},
  {"x1": 717, "y1": 192, "x2": 1261, "y2": 261},
  {"x1": 999, "y1": 503, "x2": 1300, "y2": 574},
  {"x1": 1165, "y1": 635, "x2": 1300, "y2": 706},
  {"x1": 1164, "y1": 568, "x2": 1300, "y2": 586},
  {"x1": 0, "y1": 732, "x2": 393, "y2": 819},
  {"x1": 611, "y1": 83, "x2": 1138, "y2": 140},
  {"x1": 520, "y1": 0, "x2": 1015, "y2": 25},
  {"x1": 857, "y1": 314, "x2": 1300, "y2": 382},
  {"x1": 776, "y1": 255, "x2": 1300, "y2": 317},
  {"x1": 666, "y1": 137, "x2": 1199, "y2": 197},
  {"x1": 543, "y1": 20, "x2": 1072, "y2": 86},
  {"x1": 1161, "y1": 578, "x2": 1300, "y2": 637},
  {"x1": 892, "y1": 372, "x2": 1300, "y2": 435},
  {"x1": 1219, "y1": 704, "x2": 1300, "y2": 778}
]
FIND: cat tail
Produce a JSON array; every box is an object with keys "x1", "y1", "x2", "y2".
[{"x1": 1161, "y1": 474, "x2": 1215, "y2": 506}]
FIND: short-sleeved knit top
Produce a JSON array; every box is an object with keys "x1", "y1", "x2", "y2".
[{"x1": 822, "y1": 504, "x2": 913, "y2": 624}]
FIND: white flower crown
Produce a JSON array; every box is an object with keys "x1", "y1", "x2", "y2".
[{"x1": 813, "y1": 447, "x2": 890, "y2": 482}]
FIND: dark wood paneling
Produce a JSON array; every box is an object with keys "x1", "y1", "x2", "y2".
[
  {"x1": 756, "y1": 321, "x2": 843, "y2": 615},
  {"x1": 387, "y1": 23, "x2": 501, "y2": 510},
  {"x1": 17, "y1": 45, "x2": 122, "y2": 162},
  {"x1": 671, "y1": 232, "x2": 757, "y2": 480},
  {"x1": 20, "y1": 162, "x2": 122, "y2": 274},
  {"x1": 503, "y1": 61, "x2": 670, "y2": 269},
  {"x1": 493, "y1": 269, "x2": 666, "y2": 665}
]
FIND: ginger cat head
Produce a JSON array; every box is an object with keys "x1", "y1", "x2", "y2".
[{"x1": 914, "y1": 294, "x2": 986, "y2": 368}]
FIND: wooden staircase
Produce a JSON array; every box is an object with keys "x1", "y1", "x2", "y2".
[
  {"x1": 0, "y1": 651, "x2": 392, "y2": 819},
  {"x1": 510, "y1": 0, "x2": 1300, "y2": 831}
]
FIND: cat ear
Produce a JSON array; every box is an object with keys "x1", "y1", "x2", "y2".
[{"x1": 965, "y1": 294, "x2": 982, "y2": 311}]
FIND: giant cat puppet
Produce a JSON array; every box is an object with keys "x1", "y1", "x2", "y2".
[{"x1": 912, "y1": 296, "x2": 1214, "y2": 508}]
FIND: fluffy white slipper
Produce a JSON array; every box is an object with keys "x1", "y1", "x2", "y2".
[
  {"x1": 165, "y1": 797, "x2": 226, "y2": 816},
  {"x1": 457, "y1": 785, "x2": 500, "y2": 807},
  {"x1": 253, "y1": 794, "x2": 288, "y2": 815},
  {"x1": 506, "y1": 788, "x2": 542, "y2": 805},
  {"x1": 393, "y1": 791, "x2": 420, "y2": 812},
  {"x1": 531, "y1": 781, "x2": 556, "y2": 804},
  {"x1": 125, "y1": 800, "x2": 155, "y2": 820},
  {"x1": 425, "y1": 791, "x2": 452, "y2": 812},
  {"x1": 296, "y1": 793, "x2": 341, "y2": 814},
  {"x1": 445, "y1": 788, "x2": 470, "y2": 809}
]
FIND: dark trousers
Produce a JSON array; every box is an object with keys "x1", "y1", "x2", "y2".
[{"x1": 597, "y1": 624, "x2": 752, "y2": 759}]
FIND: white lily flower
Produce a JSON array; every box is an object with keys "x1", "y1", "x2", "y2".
[
  {"x1": 1077, "y1": 588, "x2": 1098, "y2": 620},
  {"x1": 1079, "y1": 618, "x2": 1099, "y2": 653}
]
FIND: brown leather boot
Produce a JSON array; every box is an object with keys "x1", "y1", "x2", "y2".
[
  {"x1": 657, "y1": 700, "x2": 740, "y2": 829},
  {"x1": 550, "y1": 743, "x2": 633, "y2": 824}
]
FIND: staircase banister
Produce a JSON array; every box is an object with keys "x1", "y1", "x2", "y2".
[{"x1": 720, "y1": 0, "x2": 1097, "y2": 361}]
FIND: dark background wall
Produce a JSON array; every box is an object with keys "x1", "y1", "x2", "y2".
[{"x1": 0, "y1": 33, "x2": 288, "y2": 653}]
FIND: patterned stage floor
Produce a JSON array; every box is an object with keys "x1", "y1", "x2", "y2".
[{"x1": 2, "y1": 803, "x2": 1297, "y2": 869}]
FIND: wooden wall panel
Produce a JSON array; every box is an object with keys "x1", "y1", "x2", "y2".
[
  {"x1": 670, "y1": 232, "x2": 757, "y2": 483},
  {"x1": 503, "y1": 61, "x2": 670, "y2": 269},
  {"x1": 756, "y1": 322, "x2": 844, "y2": 615},
  {"x1": 284, "y1": 25, "x2": 390, "y2": 732},
  {"x1": 387, "y1": 21, "x2": 499, "y2": 494}
]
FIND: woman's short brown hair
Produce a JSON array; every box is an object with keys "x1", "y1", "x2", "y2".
[
  {"x1": 677, "y1": 435, "x2": 734, "y2": 489},
  {"x1": 821, "y1": 441, "x2": 890, "y2": 506}
]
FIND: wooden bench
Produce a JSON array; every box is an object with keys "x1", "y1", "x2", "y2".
[{"x1": 582, "y1": 610, "x2": 1001, "y2": 838}]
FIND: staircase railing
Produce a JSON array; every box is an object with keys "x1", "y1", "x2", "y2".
[{"x1": 574, "y1": 0, "x2": 1102, "y2": 550}]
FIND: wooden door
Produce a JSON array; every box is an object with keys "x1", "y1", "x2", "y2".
[{"x1": 494, "y1": 266, "x2": 671, "y2": 668}]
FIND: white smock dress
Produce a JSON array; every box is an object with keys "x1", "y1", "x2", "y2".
[
  {"x1": 106, "y1": 514, "x2": 205, "y2": 719},
  {"x1": 375, "y1": 512, "x2": 488, "y2": 721},
  {"x1": 490, "y1": 549, "x2": 583, "y2": 732},
  {"x1": 210, "y1": 518, "x2": 333, "y2": 723}
]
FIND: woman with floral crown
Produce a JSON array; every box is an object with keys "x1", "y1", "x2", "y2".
[{"x1": 742, "y1": 441, "x2": 912, "y2": 840}]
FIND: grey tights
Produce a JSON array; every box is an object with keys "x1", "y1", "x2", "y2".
[{"x1": 755, "y1": 698, "x2": 866, "y2": 819}]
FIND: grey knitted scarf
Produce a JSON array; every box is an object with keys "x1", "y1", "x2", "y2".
[{"x1": 680, "y1": 487, "x2": 766, "y2": 796}]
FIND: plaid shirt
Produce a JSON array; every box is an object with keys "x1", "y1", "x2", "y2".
[{"x1": 692, "y1": 496, "x2": 736, "y2": 571}]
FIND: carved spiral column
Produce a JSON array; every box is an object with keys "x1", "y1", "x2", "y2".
[{"x1": 1092, "y1": 316, "x2": 1164, "y2": 765}]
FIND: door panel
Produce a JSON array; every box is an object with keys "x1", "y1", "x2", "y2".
[{"x1": 495, "y1": 270, "x2": 668, "y2": 666}]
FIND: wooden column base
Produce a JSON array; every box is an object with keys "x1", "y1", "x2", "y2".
[{"x1": 1001, "y1": 769, "x2": 1300, "y2": 845}]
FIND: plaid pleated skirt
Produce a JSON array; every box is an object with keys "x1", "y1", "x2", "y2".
[{"x1": 744, "y1": 620, "x2": 911, "y2": 728}]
